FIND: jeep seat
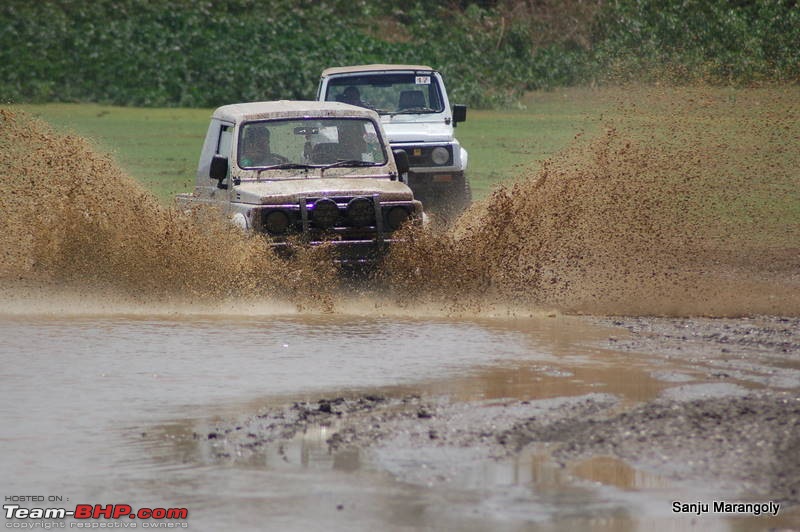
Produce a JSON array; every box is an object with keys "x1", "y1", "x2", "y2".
[
  {"x1": 311, "y1": 142, "x2": 339, "y2": 164},
  {"x1": 398, "y1": 90, "x2": 426, "y2": 110}
]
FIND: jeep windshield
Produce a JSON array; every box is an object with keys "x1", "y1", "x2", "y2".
[
  {"x1": 237, "y1": 118, "x2": 387, "y2": 171},
  {"x1": 324, "y1": 73, "x2": 445, "y2": 115}
]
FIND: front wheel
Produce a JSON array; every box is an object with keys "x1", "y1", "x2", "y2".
[
  {"x1": 407, "y1": 172, "x2": 472, "y2": 222},
  {"x1": 436, "y1": 176, "x2": 472, "y2": 222}
]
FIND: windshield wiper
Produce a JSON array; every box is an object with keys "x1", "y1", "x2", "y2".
[
  {"x1": 322, "y1": 159, "x2": 377, "y2": 169},
  {"x1": 260, "y1": 162, "x2": 316, "y2": 170},
  {"x1": 255, "y1": 163, "x2": 314, "y2": 176},
  {"x1": 254, "y1": 163, "x2": 316, "y2": 179},
  {"x1": 390, "y1": 107, "x2": 435, "y2": 115},
  {"x1": 318, "y1": 159, "x2": 378, "y2": 176}
]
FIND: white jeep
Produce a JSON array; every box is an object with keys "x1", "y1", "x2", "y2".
[
  {"x1": 317, "y1": 64, "x2": 470, "y2": 217},
  {"x1": 176, "y1": 100, "x2": 423, "y2": 263}
]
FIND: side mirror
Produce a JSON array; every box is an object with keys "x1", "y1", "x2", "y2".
[
  {"x1": 210, "y1": 155, "x2": 229, "y2": 189},
  {"x1": 452, "y1": 104, "x2": 467, "y2": 126},
  {"x1": 392, "y1": 149, "x2": 410, "y2": 176}
]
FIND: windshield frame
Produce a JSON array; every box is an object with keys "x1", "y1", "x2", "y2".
[
  {"x1": 236, "y1": 116, "x2": 389, "y2": 173},
  {"x1": 324, "y1": 72, "x2": 445, "y2": 115}
]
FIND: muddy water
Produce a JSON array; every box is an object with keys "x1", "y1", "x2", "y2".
[
  {"x1": 0, "y1": 311, "x2": 783, "y2": 531},
  {"x1": 2, "y1": 90, "x2": 798, "y2": 531}
]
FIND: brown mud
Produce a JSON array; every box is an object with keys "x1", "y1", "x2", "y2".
[
  {"x1": 0, "y1": 109, "x2": 339, "y2": 311},
  {"x1": 2, "y1": 89, "x2": 799, "y2": 520},
  {"x1": 3, "y1": 87, "x2": 799, "y2": 316},
  {"x1": 384, "y1": 87, "x2": 800, "y2": 316}
]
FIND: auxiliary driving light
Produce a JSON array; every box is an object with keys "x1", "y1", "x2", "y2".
[
  {"x1": 431, "y1": 147, "x2": 449, "y2": 165},
  {"x1": 264, "y1": 210, "x2": 290, "y2": 234},
  {"x1": 346, "y1": 197, "x2": 375, "y2": 227},
  {"x1": 386, "y1": 206, "x2": 410, "y2": 230},
  {"x1": 312, "y1": 198, "x2": 340, "y2": 228}
]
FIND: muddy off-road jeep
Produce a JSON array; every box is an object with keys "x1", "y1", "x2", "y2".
[
  {"x1": 176, "y1": 100, "x2": 423, "y2": 263},
  {"x1": 317, "y1": 65, "x2": 470, "y2": 217}
]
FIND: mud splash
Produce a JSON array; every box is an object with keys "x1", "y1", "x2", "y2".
[
  {"x1": 0, "y1": 109, "x2": 338, "y2": 311},
  {"x1": 2, "y1": 88, "x2": 798, "y2": 317},
  {"x1": 384, "y1": 87, "x2": 800, "y2": 316}
]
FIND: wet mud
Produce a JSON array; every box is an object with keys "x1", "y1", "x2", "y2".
[
  {"x1": 3, "y1": 87, "x2": 799, "y2": 316},
  {"x1": 199, "y1": 316, "x2": 800, "y2": 509},
  {"x1": 2, "y1": 87, "x2": 799, "y2": 524},
  {"x1": 384, "y1": 87, "x2": 800, "y2": 316},
  {"x1": 0, "y1": 108, "x2": 339, "y2": 310}
]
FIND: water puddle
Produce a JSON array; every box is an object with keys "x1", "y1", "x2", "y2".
[
  {"x1": 3, "y1": 304, "x2": 794, "y2": 530},
  {"x1": 0, "y1": 313, "x2": 658, "y2": 528}
]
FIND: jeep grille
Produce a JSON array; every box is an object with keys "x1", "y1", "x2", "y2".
[{"x1": 257, "y1": 195, "x2": 414, "y2": 241}]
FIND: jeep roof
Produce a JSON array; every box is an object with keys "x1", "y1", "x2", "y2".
[
  {"x1": 211, "y1": 100, "x2": 379, "y2": 123},
  {"x1": 320, "y1": 64, "x2": 435, "y2": 77}
]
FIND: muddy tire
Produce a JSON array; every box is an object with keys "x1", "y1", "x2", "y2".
[
  {"x1": 436, "y1": 176, "x2": 472, "y2": 222},
  {"x1": 408, "y1": 172, "x2": 472, "y2": 222},
  {"x1": 462, "y1": 179, "x2": 472, "y2": 209}
]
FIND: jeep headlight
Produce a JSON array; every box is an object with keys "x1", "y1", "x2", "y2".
[
  {"x1": 431, "y1": 147, "x2": 449, "y2": 165},
  {"x1": 312, "y1": 198, "x2": 340, "y2": 228},
  {"x1": 386, "y1": 206, "x2": 410, "y2": 230},
  {"x1": 264, "y1": 210, "x2": 289, "y2": 234},
  {"x1": 346, "y1": 197, "x2": 375, "y2": 227}
]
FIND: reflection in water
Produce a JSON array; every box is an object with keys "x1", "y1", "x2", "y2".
[
  {"x1": 422, "y1": 359, "x2": 670, "y2": 404},
  {"x1": 571, "y1": 455, "x2": 672, "y2": 491},
  {"x1": 1, "y1": 313, "x2": 793, "y2": 531}
]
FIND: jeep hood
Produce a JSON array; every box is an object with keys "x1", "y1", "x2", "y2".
[
  {"x1": 381, "y1": 118, "x2": 454, "y2": 143},
  {"x1": 234, "y1": 178, "x2": 414, "y2": 205}
]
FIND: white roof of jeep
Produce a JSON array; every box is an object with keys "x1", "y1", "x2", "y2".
[
  {"x1": 321, "y1": 64, "x2": 435, "y2": 77},
  {"x1": 211, "y1": 100, "x2": 379, "y2": 123}
]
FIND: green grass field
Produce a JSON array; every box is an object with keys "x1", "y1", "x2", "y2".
[
  {"x1": 14, "y1": 92, "x2": 606, "y2": 203},
  {"x1": 13, "y1": 104, "x2": 211, "y2": 201}
]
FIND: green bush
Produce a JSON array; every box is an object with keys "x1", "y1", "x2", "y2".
[
  {"x1": 0, "y1": 0, "x2": 414, "y2": 106},
  {"x1": 1, "y1": 0, "x2": 797, "y2": 109},
  {"x1": 592, "y1": 0, "x2": 800, "y2": 84}
]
